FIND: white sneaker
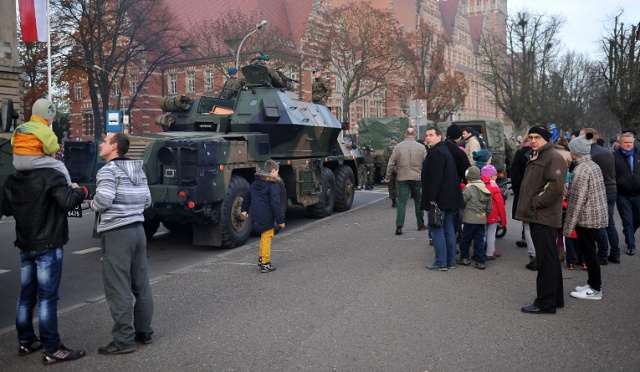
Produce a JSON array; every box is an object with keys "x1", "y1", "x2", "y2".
[
  {"x1": 570, "y1": 287, "x2": 602, "y2": 300},
  {"x1": 574, "y1": 284, "x2": 590, "y2": 292}
]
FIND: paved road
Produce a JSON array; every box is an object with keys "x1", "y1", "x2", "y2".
[{"x1": 1, "y1": 187, "x2": 639, "y2": 371}]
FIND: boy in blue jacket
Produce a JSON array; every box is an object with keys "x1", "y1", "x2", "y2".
[{"x1": 241, "y1": 160, "x2": 285, "y2": 273}]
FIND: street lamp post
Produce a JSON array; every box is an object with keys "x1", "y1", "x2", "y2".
[
  {"x1": 94, "y1": 65, "x2": 125, "y2": 133},
  {"x1": 235, "y1": 20, "x2": 267, "y2": 70}
]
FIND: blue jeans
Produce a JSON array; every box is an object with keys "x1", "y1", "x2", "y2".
[
  {"x1": 597, "y1": 193, "x2": 620, "y2": 259},
  {"x1": 616, "y1": 194, "x2": 640, "y2": 251},
  {"x1": 429, "y1": 208, "x2": 457, "y2": 267},
  {"x1": 459, "y1": 223, "x2": 487, "y2": 264},
  {"x1": 16, "y1": 248, "x2": 63, "y2": 353}
]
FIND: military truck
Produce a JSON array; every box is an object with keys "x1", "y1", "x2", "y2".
[
  {"x1": 436, "y1": 120, "x2": 508, "y2": 185},
  {"x1": 61, "y1": 63, "x2": 361, "y2": 248}
]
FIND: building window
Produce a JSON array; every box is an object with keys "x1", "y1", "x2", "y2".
[
  {"x1": 130, "y1": 75, "x2": 138, "y2": 95},
  {"x1": 204, "y1": 69, "x2": 214, "y2": 91},
  {"x1": 75, "y1": 81, "x2": 82, "y2": 101},
  {"x1": 375, "y1": 100, "x2": 383, "y2": 117},
  {"x1": 362, "y1": 99, "x2": 369, "y2": 117},
  {"x1": 186, "y1": 70, "x2": 195, "y2": 93},
  {"x1": 168, "y1": 73, "x2": 177, "y2": 95},
  {"x1": 82, "y1": 112, "x2": 94, "y2": 137}
]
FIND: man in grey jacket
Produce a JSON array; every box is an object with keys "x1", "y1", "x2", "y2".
[
  {"x1": 385, "y1": 127, "x2": 427, "y2": 235},
  {"x1": 90, "y1": 132, "x2": 154, "y2": 354}
]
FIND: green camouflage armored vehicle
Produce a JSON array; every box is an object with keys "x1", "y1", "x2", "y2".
[
  {"x1": 62, "y1": 63, "x2": 361, "y2": 248},
  {"x1": 436, "y1": 120, "x2": 508, "y2": 185}
]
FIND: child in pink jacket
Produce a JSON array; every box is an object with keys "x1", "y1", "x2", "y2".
[{"x1": 481, "y1": 165, "x2": 506, "y2": 259}]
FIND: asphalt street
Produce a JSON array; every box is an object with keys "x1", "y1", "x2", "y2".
[{"x1": 0, "y1": 186, "x2": 639, "y2": 371}]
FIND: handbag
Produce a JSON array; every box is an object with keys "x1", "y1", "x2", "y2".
[{"x1": 428, "y1": 203, "x2": 443, "y2": 227}]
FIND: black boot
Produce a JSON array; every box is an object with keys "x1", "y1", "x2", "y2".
[{"x1": 391, "y1": 198, "x2": 397, "y2": 207}]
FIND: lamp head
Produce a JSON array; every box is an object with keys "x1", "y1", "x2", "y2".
[{"x1": 257, "y1": 20, "x2": 267, "y2": 30}]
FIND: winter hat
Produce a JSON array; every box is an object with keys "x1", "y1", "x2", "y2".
[
  {"x1": 258, "y1": 55, "x2": 270, "y2": 61},
  {"x1": 481, "y1": 164, "x2": 497, "y2": 177},
  {"x1": 32, "y1": 98, "x2": 56, "y2": 121},
  {"x1": 227, "y1": 67, "x2": 238, "y2": 75},
  {"x1": 313, "y1": 67, "x2": 320, "y2": 72},
  {"x1": 465, "y1": 166, "x2": 480, "y2": 182},
  {"x1": 446, "y1": 124, "x2": 462, "y2": 139},
  {"x1": 390, "y1": 136, "x2": 399, "y2": 142},
  {"x1": 569, "y1": 133, "x2": 594, "y2": 157},
  {"x1": 528, "y1": 126, "x2": 551, "y2": 142}
]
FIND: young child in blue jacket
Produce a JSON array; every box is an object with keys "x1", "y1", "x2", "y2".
[{"x1": 241, "y1": 160, "x2": 285, "y2": 273}]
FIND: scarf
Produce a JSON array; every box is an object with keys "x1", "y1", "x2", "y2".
[{"x1": 621, "y1": 147, "x2": 635, "y2": 172}]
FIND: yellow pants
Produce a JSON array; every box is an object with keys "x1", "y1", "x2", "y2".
[{"x1": 259, "y1": 228, "x2": 275, "y2": 265}]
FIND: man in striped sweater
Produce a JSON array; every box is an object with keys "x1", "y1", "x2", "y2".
[{"x1": 90, "y1": 132, "x2": 154, "y2": 354}]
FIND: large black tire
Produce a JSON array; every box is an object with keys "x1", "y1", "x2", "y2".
[
  {"x1": 142, "y1": 217, "x2": 160, "y2": 241},
  {"x1": 307, "y1": 167, "x2": 336, "y2": 219},
  {"x1": 334, "y1": 165, "x2": 355, "y2": 212},
  {"x1": 220, "y1": 176, "x2": 252, "y2": 248}
]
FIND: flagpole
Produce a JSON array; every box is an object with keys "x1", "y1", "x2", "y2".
[{"x1": 47, "y1": 0, "x2": 51, "y2": 100}]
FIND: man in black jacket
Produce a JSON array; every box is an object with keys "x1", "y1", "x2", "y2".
[
  {"x1": 613, "y1": 133, "x2": 640, "y2": 256},
  {"x1": 422, "y1": 126, "x2": 463, "y2": 271},
  {"x1": 3, "y1": 167, "x2": 87, "y2": 365}
]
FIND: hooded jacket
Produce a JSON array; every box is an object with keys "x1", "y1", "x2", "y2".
[
  {"x1": 515, "y1": 141, "x2": 567, "y2": 228},
  {"x1": 481, "y1": 175, "x2": 506, "y2": 226},
  {"x1": 462, "y1": 180, "x2": 492, "y2": 224},
  {"x1": 242, "y1": 171, "x2": 285, "y2": 233},
  {"x1": 3, "y1": 168, "x2": 85, "y2": 250},
  {"x1": 91, "y1": 158, "x2": 151, "y2": 233}
]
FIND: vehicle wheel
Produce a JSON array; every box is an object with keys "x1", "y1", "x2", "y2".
[
  {"x1": 142, "y1": 216, "x2": 160, "y2": 241},
  {"x1": 307, "y1": 167, "x2": 336, "y2": 219},
  {"x1": 221, "y1": 175, "x2": 252, "y2": 248},
  {"x1": 496, "y1": 225, "x2": 507, "y2": 238},
  {"x1": 333, "y1": 165, "x2": 355, "y2": 212}
]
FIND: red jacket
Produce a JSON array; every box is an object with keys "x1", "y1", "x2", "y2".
[{"x1": 481, "y1": 175, "x2": 506, "y2": 226}]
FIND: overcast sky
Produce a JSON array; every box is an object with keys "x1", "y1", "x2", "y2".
[{"x1": 507, "y1": 0, "x2": 640, "y2": 57}]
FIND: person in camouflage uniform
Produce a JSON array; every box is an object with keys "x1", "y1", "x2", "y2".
[
  {"x1": 222, "y1": 68, "x2": 246, "y2": 100},
  {"x1": 251, "y1": 56, "x2": 285, "y2": 88},
  {"x1": 311, "y1": 68, "x2": 332, "y2": 105},
  {"x1": 382, "y1": 136, "x2": 399, "y2": 207},
  {"x1": 358, "y1": 144, "x2": 375, "y2": 190}
]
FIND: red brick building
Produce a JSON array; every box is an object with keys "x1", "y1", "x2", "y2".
[{"x1": 68, "y1": 0, "x2": 507, "y2": 140}]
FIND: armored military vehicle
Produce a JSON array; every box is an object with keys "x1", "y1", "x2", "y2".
[{"x1": 62, "y1": 63, "x2": 361, "y2": 248}]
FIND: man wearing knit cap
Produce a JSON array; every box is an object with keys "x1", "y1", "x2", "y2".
[
  {"x1": 222, "y1": 67, "x2": 245, "y2": 100},
  {"x1": 516, "y1": 125, "x2": 567, "y2": 314},
  {"x1": 564, "y1": 133, "x2": 608, "y2": 300},
  {"x1": 444, "y1": 124, "x2": 471, "y2": 182},
  {"x1": 11, "y1": 98, "x2": 71, "y2": 185},
  {"x1": 579, "y1": 128, "x2": 620, "y2": 264}
]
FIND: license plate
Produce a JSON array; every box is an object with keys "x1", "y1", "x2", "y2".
[{"x1": 68, "y1": 205, "x2": 82, "y2": 218}]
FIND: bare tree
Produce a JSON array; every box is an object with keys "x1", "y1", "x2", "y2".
[
  {"x1": 479, "y1": 11, "x2": 563, "y2": 132},
  {"x1": 402, "y1": 20, "x2": 468, "y2": 121},
  {"x1": 305, "y1": 1, "x2": 407, "y2": 123},
  {"x1": 54, "y1": 0, "x2": 188, "y2": 139},
  {"x1": 599, "y1": 14, "x2": 640, "y2": 131}
]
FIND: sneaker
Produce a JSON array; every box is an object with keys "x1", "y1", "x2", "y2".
[
  {"x1": 567, "y1": 263, "x2": 574, "y2": 270},
  {"x1": 98, "y1": 341, "x2": 137, "y2": 355},
  {"x1": 134, "y1": 332, "x2": 153, "y2": 345},
  {"x1": 425, "y1": 263, "x2": 447, "y2": 271},
  {"x1": 627, "y1": 248, "x2": 635, "y2": 256},
  {"x1": 583, "y1": 262, "x2": 587, "y2": 270},
  {"x1": 486, "y1": 255, "x2": 497, "y2": 260},
  {"x1": 457, "y1": 258, "x2": 471, "y2": 266},
  {"x1": 42, "y1": 344, "x2": 87, "y2": 364},
  {"x1": 475, "y1": 262, "x2": 486, "y2": 270},
  {"x1": 19, "y1": 339, "x2": 42, "y2": 356},
  {"x1": 574, "y1": 284, "x2": 590, "y2": 292},
  {"x1": 447, "y1": 265, "x2": 457, "y2": 270},
  {"x1": 260, "y1": 263, "x2": 276, "y2": 273},
  {"x1": 570, "y1": 287, "x2": 602, "y2": 300}
]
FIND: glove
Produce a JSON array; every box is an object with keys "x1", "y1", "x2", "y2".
[{"x1": 80, "y1": 186, "x2": 89, "y2": 198}]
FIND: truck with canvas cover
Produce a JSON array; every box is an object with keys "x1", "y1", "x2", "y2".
[
  {"x1": 59, "y1": 63, "x2": 361, "y2": 248},
  {"x1": 436, "y1": 120, "x2": 508, "y2": 185},
  {"x1": 357, "y1": 117, "x2": 410, "y2": 182}
]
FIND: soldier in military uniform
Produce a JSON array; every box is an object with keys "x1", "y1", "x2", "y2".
[
  {"x1": 382, "y1": 136, "x2": 399, "y2": 207},
  {"x1": 250, "y1": 55, "x2": 285, "y2": 88},
  {"x1": 357, "y1": 144, "x2": 375, "y2": 190},
  {"x1": 311, "y1": 68, "x2": 332, "y2": 105},
  {"x1": 222, "y1": 67, "x2": 246, "y2": 100}
]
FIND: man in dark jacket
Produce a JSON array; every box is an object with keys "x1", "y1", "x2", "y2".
[
  {"x1": 241, "y1": 160, "x2": 285, "y2": 272},
  {"x1": 510, "y1": 137, "x2": 537, "y2": 270},
  {"x1": 613, "y1": 133, "x2": 640, "y2": 256},
  {"x1": 444, "y1": 124, "x2": 471, "y2": 182},
  {"x1": 3, "y1": 168, "x2": 87, "y2": 364},
  {"x1": 421, "y1": 126, "x2": 463, "y2": 271},
  {"x1": 581, "y1": 128, "x2": 620, "y2": 264},
  {"x1": 516, "y1": 125, "x2": 567, "y2": 314}
]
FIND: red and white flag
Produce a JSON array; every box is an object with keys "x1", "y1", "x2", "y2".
[{"x1": 19, "y1": 0, "x2": 49, "y2": 42}]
